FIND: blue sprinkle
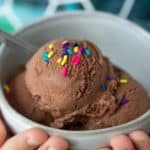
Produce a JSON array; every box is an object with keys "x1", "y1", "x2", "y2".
[
  {"x1": 67, "y1": 49, "x2": 73, "y2": 56},
  {"x1": 85, "y1": 48, "x2": 91, "y2": 56},
  {"x1": 42, "y1": 52, "x2": 49, "y2": 62},
  {"x1": 120, "y1": 98, "x2": 128, "y2": 106},
  {"x1": 101, "y1": 83, "x2": 107, "y2": 92}
]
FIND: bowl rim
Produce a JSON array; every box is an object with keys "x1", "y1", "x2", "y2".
[{"x1": 0, "y1": 11, "x2": 150, "y2": 135}]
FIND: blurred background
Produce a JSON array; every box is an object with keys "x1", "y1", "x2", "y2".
[{"x1": 0, "y1": 0, "x2": 150, "y2": 33}]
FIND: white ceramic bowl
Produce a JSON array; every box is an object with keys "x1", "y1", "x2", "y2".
[{"x1": 0, "y1": 12, "x2": 150, "y2": 150}]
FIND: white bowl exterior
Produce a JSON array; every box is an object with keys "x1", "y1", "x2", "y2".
[{"x1": 0, "y1": 12, "x2": 150, "y2": 150}]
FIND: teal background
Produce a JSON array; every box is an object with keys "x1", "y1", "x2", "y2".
[{"x1": 0, "y1": 0, "x2": 150, "y2": 33}]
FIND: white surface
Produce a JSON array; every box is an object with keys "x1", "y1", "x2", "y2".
[{"x1": 0, "y1": 12, "x2": 150, "y2": 150}]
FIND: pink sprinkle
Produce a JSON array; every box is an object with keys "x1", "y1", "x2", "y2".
[
  {"x1": 71, "y1": 56, "x2": 80, "y2": 65},
  {"x1": 74, "y1": 57, "x2": 81, "y2": 65},
  {"x1": 71, "y1": 55, "x2": 76, "y2": 63},
  {"x1": 61, "y1": 67, "x2": 68, "y2": 77}
]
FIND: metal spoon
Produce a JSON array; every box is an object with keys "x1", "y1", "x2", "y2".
[{"x1": 0, "y1": 30, "x2": 38, "y2": 55}]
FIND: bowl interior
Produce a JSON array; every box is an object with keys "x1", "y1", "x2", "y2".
[{"x1": 0, "y1": 12, "x2": 150, "y2": 127}]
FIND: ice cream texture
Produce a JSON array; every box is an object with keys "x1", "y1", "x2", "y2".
[{"x1": 6, "y1": 39, "x2": 150, "y2": 130}]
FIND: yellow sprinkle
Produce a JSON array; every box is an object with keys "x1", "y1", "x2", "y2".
[
  {"x1": 119, "y1": 79, "x2": 128, "y2": 84},
  {"x1": 48, "y1": 51, "x2": 55, "y2": 58},
  {"x1": 73, "y1": 46, "x2": 79, "y2": 53},
  {"x1": 49, "y1": 43, "x2": 54, "y2": 49},
  {"x1": 3, "y1": 84, "x2": 10, "y2": 93},
  {"x1": 61, "y1": 55, "x2": 68, "y2": 66},
  {"x1": 57, "y1": 57, "x2": 62, "y2": 64}
]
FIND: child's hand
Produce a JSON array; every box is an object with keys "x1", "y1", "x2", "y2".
[
  {"x1": 0, "y1": 117, "x2": 69, "y2": 150},
  {"x1": 99, "y1": 131, "x2": 150, "y2": 150}
]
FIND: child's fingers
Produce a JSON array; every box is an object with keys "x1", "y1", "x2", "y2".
[
  {"x1": 1, "y1": 128, "x2": 48, "y2": 150},
  {"x1": 110, "y1": 134, "x2": 135, "y2": 150},
  {"x1": 129, "y1": 130, "x2": 150, "y2": 150},
  {"x1": 38, "y1": 135, "x2": 69, "y2": 150},
  {"x1": 0, "y1": 118, "x2": 7, "y2": 146}
]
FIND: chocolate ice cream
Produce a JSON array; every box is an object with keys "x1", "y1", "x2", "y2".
[{"x1": 6, "y1": 39, "x2": 150, "y2": 130}]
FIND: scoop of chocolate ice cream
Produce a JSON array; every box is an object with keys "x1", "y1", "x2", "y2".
[
  {"x1": 8, "y1": 39, "x2": 150, "y2": 130},
  {"x1": 25, "y1": 39, "x2": 116, "y2": 117}
]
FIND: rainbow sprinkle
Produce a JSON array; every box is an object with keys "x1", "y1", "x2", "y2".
[
  {"x1": 67, "y1": 49, "x2": 73, "y2": 56},
  {"x1": 101, "y1": 83, "x2": 107, "y2": 92},
  {"x1": 49, "y1": 43, "x2": 54, "y2": 49},
  {"x1": 107, "y1": 76, "x2": 115, "y2": 81},
  {"x1": 42, "y1": 52, "x2": 49, "y2": 62},
  {"x1": 48, "y1": 51, "x2": 55, "y2": 58},
  {"x1": 85, "y1": 48, "x2": 91, "y2": 56},
  {"x1": 73, "y1": 46, "x2": 79, "y2": 53},
  {"x1": 61, "y1": 49, "x2": 68, "y2": 57},
  {"x1": 71, "y1": 56, "x2": 81, "y2": 65},
  {"x1": 61, "y1": 55, "x2": 68, "y2": 66},
  {"x1": 119, "y1": 79, "x2": 128, "y2": 84},
  {"x1": 120, "y1": 98, "x2": 128, "y2": 106},
  {"x1": 42, "y1": 41, "x2": 92, "y2": 77},
  {"x1": 57, "y1": 57, "x2": 62, "y2": 64},
  {"x1": 61, "y1": 66, "x2": 68, "y2": 77},
  {"x1": 62, "y1": 40, "x2": 69, "y2": 49}
]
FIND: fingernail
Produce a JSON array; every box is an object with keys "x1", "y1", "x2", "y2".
[{"x1": 27, "y1": 138, "x2": 41, "y2": 147}]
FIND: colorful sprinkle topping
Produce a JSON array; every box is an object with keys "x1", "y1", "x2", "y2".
[
  {"x1": 119, "y1": 79, "x2": 128, "y2": 84},
  {"x1": 71, "y1": 56, "x2": 81, "y2": 65},
  {"x1": 107, "y1": 76, "x2": 115, "y2": 81},
  {"x1": 49, "y1": 43, "x2": 54, "y2": 49},
  {"x1": 101, "y1": 83, "x2": 107, "y2": 92},
  {"x1": 120, "y1": 98, "x2": 128, "y2": 106},
  {"x1": 57, "y1": 57, "x2": 62, "y2": 64},
  {"x1": 61, "y1": 55, "x2": 68, "y2": 66},
  {"x1": 61, "y1": 66, "x2": 68, "y2": 77},
  {"x1": 104, "y1": 74, "x2": 129, "y2": 108},
  {"x1": 62, "y1": 40, "x2": 69, "y2": 49},
  {"x1": 73, "y1": 46, "x2": 79, "y2": 53},
  {"x1": 42, "y1": 52, "x2": 49, "y2": 62},
  {"x1": 61, "y1": 49, "x2": 68, "y2": 57},
  {"x1": 42, "y1": 41, "x2": 92, "y2": 77},
  {"x1": 85, "y1": 48, "x2": 91, "y2": 56},
  {"x1": 67, "y1": 49, "x2": 73, "y2": 56},
  {"x1": 48, "y1": 51, "x2": 55, "y2": 58}
]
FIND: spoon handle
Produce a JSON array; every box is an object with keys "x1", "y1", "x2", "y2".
[{"x1": 0, "y1": 30, "x2": 38, "y2": 55}]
